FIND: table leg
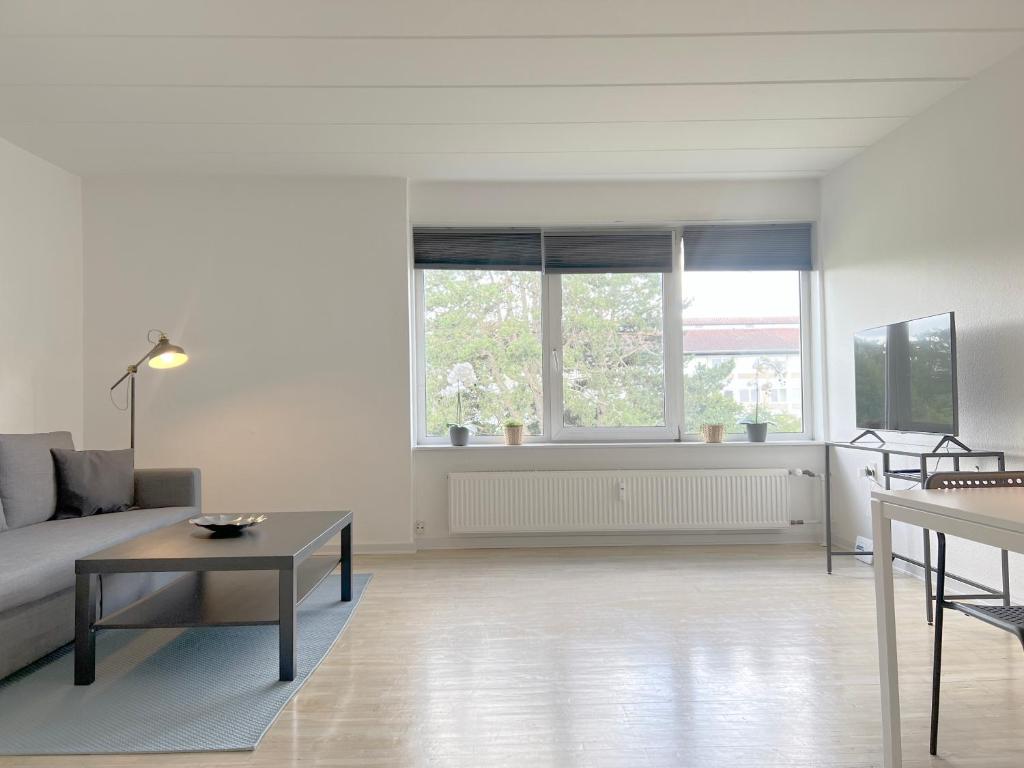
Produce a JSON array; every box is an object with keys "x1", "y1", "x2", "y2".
[
  {"x1": 74, "y1": 573, "x2": 97, "y2": 685},
  {"x1": 872, "y1": 498, "x2": 902, "y2": 768},
  {"x1": 279, "y1": 566, "x2": 296, "y2": 681},
  {"x1": 921, "y1": 456, "x2": 934, "y2": 625},
  {"x1": 1001, "y1": 549, "x2": 1011, "y2": 607},
  {"x1": 825, "y1": 445, "x2": 833, "y2": 574},
  {"x1": 341, "y1": 521, "x2": 352, "y2": 602},
  {"x1": 922, "y1": 529, "x2": 934, "y2": 625}
]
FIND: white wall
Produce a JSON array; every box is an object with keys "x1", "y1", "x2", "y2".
[
  {"x1": 0, "y1": 136, "x2": 83, "y2": 442},
  {"x1": 411, "y1": 178, "x2": 825, "y2": 547},
  {"x1": 83, "y1": 176, "x2": 414, "y2": 552},
  {"x1": 412, "y1": 178, "x2": 819, "y2": 226},
  {"x1": 78, "y1": 175, "x2": 822, "y2": 553},
  {"x1": 821, "y1": 48, "x2": 1024, "y2": 592}
]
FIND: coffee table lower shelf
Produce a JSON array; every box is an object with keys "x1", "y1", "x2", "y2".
[{"x1": 96, "y1": 554, "x2": 341, "y2": 629}]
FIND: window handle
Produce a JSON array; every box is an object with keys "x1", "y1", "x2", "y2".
[{"x1": 551, "y1": 349, "x2": 561, "y2": 372}]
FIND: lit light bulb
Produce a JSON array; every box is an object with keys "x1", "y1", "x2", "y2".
[{"x1": 147, "y1": 348, "x2": 188, "y2": 369}]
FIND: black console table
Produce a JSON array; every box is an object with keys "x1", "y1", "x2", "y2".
[{"x1": 825, "y1": 433, "x2": 1008, "y2": 623}]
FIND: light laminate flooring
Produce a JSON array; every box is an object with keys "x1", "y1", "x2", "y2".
[{"x1": 3, "y1": 545, "x2": 1023, "y2": 768}]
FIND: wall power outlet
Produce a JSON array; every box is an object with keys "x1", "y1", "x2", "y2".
[{"x1": 414, "y1": 520, "x2": 425, "y2": 535}]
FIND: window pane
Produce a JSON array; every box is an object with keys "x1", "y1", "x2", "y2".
[
  {"x1": 423, "y1": 270, "x2": 543, "y2": 436},
  {"x1": 561, "y1": 273, "x2": 665, "y2": 428},
  {"x1": 682, "y1": 271, "x2": 803, "y2": 434}
]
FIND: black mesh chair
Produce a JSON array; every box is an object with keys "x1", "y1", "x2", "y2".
[{"x1": 926, "y1": 471, "x2": 1024, "y2": 756}]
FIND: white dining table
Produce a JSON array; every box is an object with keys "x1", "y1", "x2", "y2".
[{"x1": 871, "y1": 487, "x2": 1024, "y2": 767}]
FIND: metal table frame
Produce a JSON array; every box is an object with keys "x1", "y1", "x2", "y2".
[{"x1": 825, "y1": 433, "x2": 1008, "y2": 623}]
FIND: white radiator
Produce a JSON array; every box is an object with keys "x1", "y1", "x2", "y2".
[{"x1": 448, "y1": 469, "x2": 791, "y2": 534}]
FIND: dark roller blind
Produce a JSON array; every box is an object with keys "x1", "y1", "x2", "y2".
[
  {"x1": 682, "y1": 223, "x2": 813, "y2": 271},
  {"x1": 413, "y1": 228, "x2": 542, "y2": 270},
  {"x1": 542, "y1": 230, "x2": 674, "y2": 273}
]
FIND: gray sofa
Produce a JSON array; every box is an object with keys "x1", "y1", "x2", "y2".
[{"x1": 0, "y1": 431, "x2": 201, "y2": 680}]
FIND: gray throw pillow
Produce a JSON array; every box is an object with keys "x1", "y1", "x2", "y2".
[
  {"x1": 0, "y1": 431, "x2": 75, "y2": 529},
  {"x1": 50, "y1": 449, "x2": 135, "y2": 519}
]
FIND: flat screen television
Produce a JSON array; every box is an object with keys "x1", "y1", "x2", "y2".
[{"x1": 854, "y1": 312, "x2": 958, "y2": 435}]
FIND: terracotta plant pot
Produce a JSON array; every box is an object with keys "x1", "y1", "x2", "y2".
[
  {"x1": 449, "y1": 425, "x2": 470, "y2": 446},
  {"x1": 700, "y1": 424, "x2": 726, "y2": 443},
  {"x1": 504, "y1": 425, "x2": 524, "y2": 446}
]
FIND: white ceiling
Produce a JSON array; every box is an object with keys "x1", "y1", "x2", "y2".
[{"x1": 2, "y1": 0, "x2": 1023, "y2": 179}]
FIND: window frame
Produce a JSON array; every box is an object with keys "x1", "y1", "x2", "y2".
[
  {"x1": 414, "y1": 267, "x2": 551, "y2": 445},
  {"x1": 413, "y1": 227, "x2": 814, "y2": 445},
  {"x1": 678, "y1": 269, "x2": 814, "y2": 442},
  {"x1": 547, "y1": 236, "x2": 682, "y2": 442}
]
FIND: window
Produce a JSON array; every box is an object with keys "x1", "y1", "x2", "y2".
[
  {"x1": 558, "y1": 272, "x2": 666, "y2": 430},
  {"x1": 421, "y1": 269, "x2": 544, "y2": 437},
  {"x1": 682, "y1": 271, "x2": 806, "y2": 435},
  {"x1": 414, "y1": 224, "x2": 813, "y2": 443}
]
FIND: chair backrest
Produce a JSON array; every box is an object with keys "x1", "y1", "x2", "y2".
[{"x1": 925, "y1": 471, "x2": 1024, "y2": 490}]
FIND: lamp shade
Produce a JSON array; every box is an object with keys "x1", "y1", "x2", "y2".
[{"x1": 147, "y1": 335, "x2": 188, "y2": 369}]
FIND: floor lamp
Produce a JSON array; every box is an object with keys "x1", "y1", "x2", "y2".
[{"x1": 110, "y1": 330, "x2": 189, "y2": 449}]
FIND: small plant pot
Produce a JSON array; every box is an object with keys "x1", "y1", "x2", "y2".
[
  {"x1": 745, "y1": 423, "x2": 769, "y2": 442},
  {"x1": 700, "y1": 424, "x2": 726, "y2": 443},
  {"x1": 449, "y1": 425, "x2": 470, "y2": 446},
  {"x1": 504, "y1": 425, "x2": 524, "y2": 446}
]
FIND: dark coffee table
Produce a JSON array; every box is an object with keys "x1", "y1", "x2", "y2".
[{"x1": 74, "y1": 510, "x2": 352, "y2": 685}]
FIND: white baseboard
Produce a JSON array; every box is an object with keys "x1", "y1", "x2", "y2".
[
  {"x1": 416, "y1": 525, "x2": 820, "y2": 551},
  {"x1": 357, "y1": 541, "x2": 418, "y2": 555},
  {"x1": 831, "y1": 537, "x2": 923, "y2": 579},
  {"x1": 318, "y1": 533, "x2": 416, "y2": 555}
]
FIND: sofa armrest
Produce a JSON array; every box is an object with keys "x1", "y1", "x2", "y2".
[{"x1": 134, "y1": 468, "x2": 202, "y2": 510}]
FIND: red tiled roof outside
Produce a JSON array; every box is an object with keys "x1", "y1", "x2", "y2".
[
  {"x1": 684, "y1": 316, "x2": 799, "y2": 326},
  {"x1": 683, "y1": 326, "x2": 800, "y2": 354}
]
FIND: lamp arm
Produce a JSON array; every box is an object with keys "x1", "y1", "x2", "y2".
[
  {"x1": 110, "y1": 342, "x2": 163, "y2": 391},
  {"x1": 110, "y1": 369, "x2": 132, "y2": 391}
]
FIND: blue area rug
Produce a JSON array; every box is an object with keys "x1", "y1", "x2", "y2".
[{"x1": 0, "y1": 573, "x2": 371, "y2": 755}]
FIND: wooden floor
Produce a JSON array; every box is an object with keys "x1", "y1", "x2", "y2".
[{"x1": 4, "y1": 545, "x2": 1024, "y2": 767}]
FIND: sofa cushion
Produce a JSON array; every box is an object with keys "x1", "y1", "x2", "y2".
[
  {"x1": 0, "y1": 432, "x2": 75, "y2": 529},
  {"x1": 0, "y1": 506, "x2": 197, "y2": 614},
  {"x1": 52, "y1": 448, "x2": 135, "y2": 519}
]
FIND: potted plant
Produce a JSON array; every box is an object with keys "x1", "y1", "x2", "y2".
[
  {"x1": 741, "y1": 411, "x2": 770, "y2": 443},
  {"x1": 444, "y1": 362, "x2": 476, "y2": 446},
  {"x1": 700, "y1": 423, "x2": 726, "y2": 443},
  {"x1": 741, "y1": 357, "x2": 783, "y2": 442},
  {"x1": 503, "y1": 418, "x2": 524, "y2": 446}
]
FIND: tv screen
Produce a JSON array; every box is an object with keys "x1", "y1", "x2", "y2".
[{"x1": 854, "y1": 312, "x2": 958, "y2": 435}]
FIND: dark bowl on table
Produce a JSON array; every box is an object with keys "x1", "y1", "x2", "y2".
[{"x1": 189, "y1": 514, "x2": 267, "y2": 536}]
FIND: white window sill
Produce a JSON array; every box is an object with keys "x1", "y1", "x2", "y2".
[{"x1": 413, "y1": 440, "x2": 824, "y2": 451}]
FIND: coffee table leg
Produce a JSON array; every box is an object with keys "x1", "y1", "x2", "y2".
[
  {"x1": 341, "y1": 521, "x2": 352, "y2": 602},
  {"x1": 75, "y1": 573, "x2": 96, "y2": 685},
  {"x1": 279, "y1": 566, "x2": 296, "y2": 681}
]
